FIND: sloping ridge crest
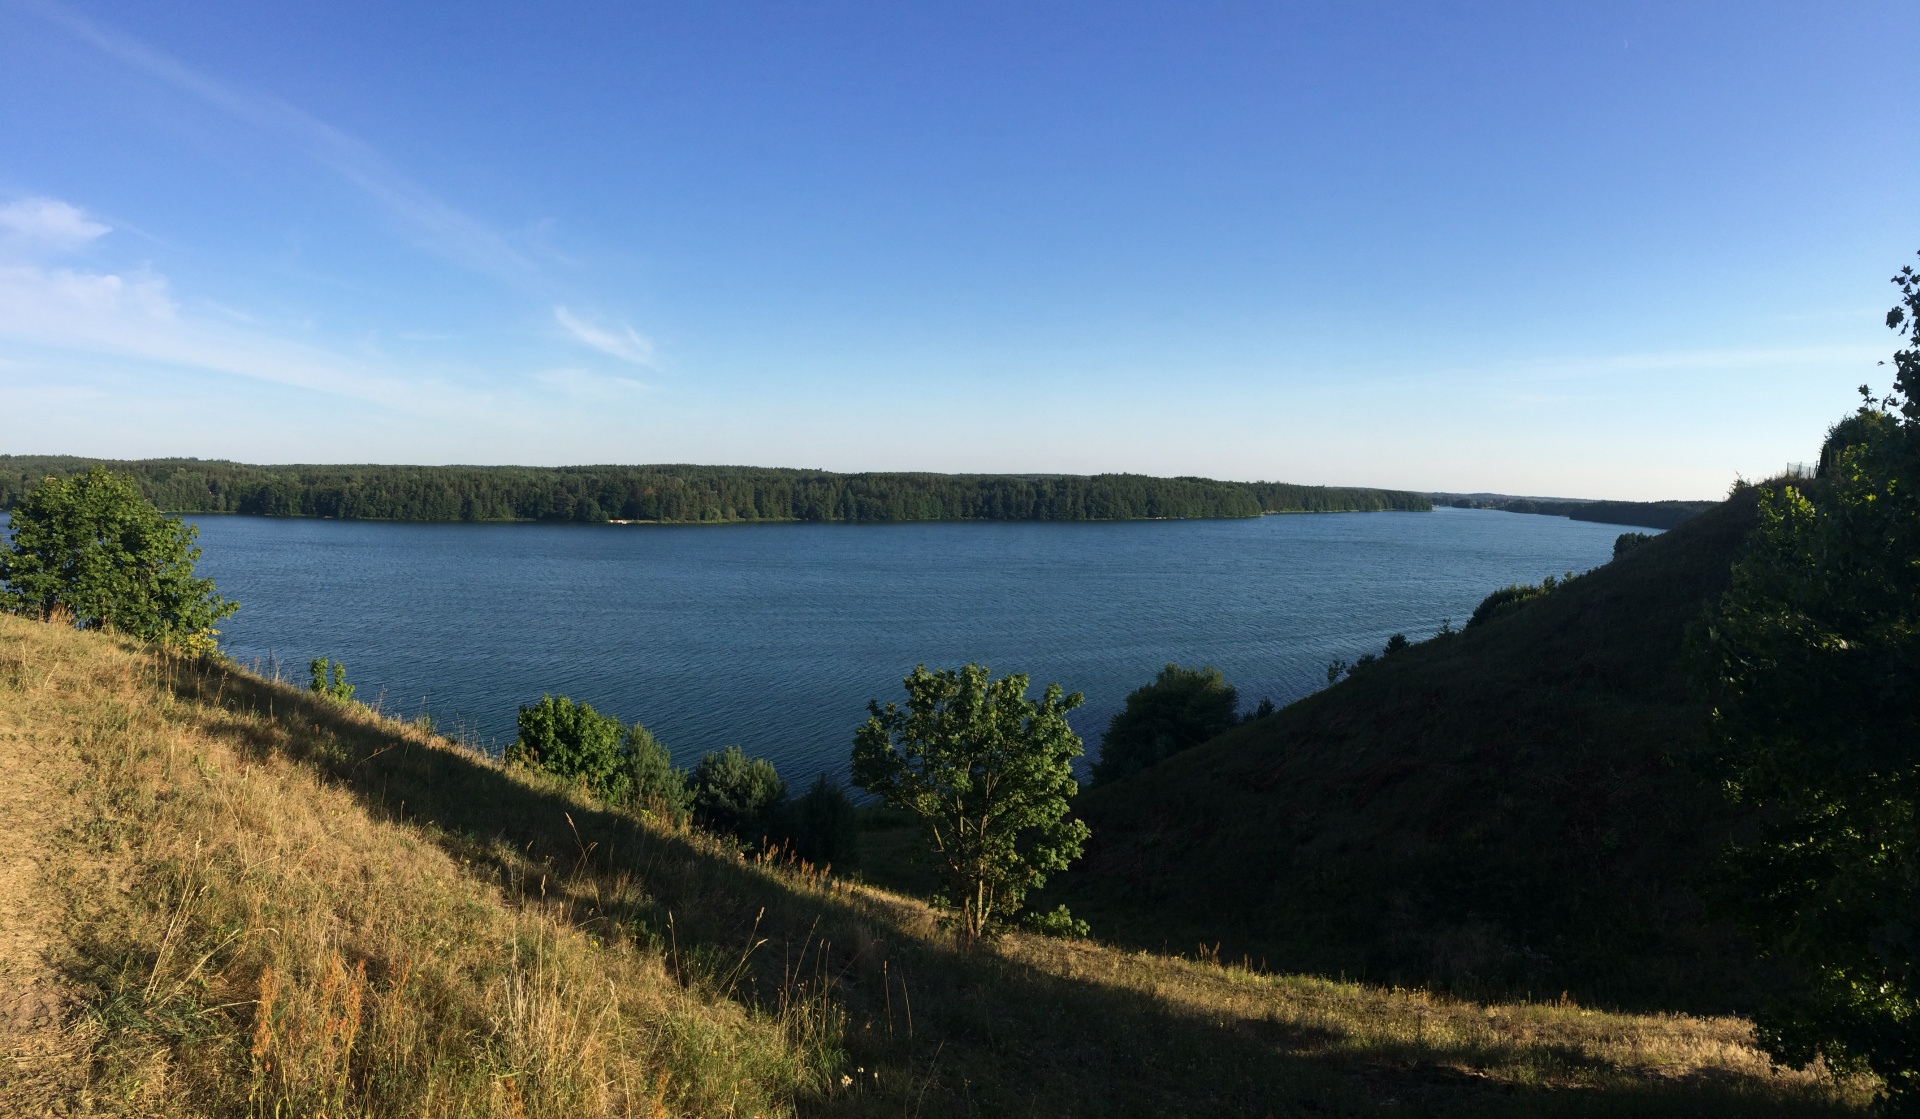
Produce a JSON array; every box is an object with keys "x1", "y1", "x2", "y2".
[{"x1": 1056, "y1": 489, "x2": 1765, "y2": 1013}]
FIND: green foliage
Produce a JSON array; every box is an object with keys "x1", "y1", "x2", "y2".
[
  {"x1": 1440, "y1": 494, "x2": 1713, "y2": 530},
  {"x1": 690, "y1": 745, "x2": 786, "y2": 840},
  {"x1": 1092, "y1": 664, "x2": 1240, "y2": 785},
  {"x1": 1468, "y1": 574, "x2": 1577, "y2": 628},
  {"x1": 0, "y1": 457, "x2": 1433, "y2": 523},
  {"x1": 1021, "y1": 903, "x2": 1090, "y2": 939},
  {"x1": 0, "y1": 466, "x2": 236, "y2": 650},
  {"x1": 779, "y1": 774, "x2": 860, "y2": 867},
  {"x1": 507, "y1": 695, "x2": 692, "y2": 817},
  {"x1": 1614, "y1": 532, "x2": 1653, "y2": 559},
  {"x1": 853, "y1": 663, "x2": 1090, "y2": 940},
  {"x1": 1383, "y1": 633, "x2": 1410, "y2": 656},
  {"x1": 622, "y1": 722, "x2": 692, "y2": 819},
  {"x1": 1050, "y1": 494, "x2": 1781, "y2": 1011},
  {"x1": 307, "y1": 658, "x2": 355, "y2": 702},
  {"x1": 508, "y1": 695, "x2": 632, "y2": 803},
  {"x1": 1697, "y1": 257, "x2": 1920, "y2": 1106}
]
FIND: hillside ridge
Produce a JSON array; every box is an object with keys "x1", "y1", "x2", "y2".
[
  {"x1": 1051, "y1": 489, "x2": 1764, "y2": 1011},
  {"x1": 0, "y1": 609, "x2": 1872, "y2": 1116}
]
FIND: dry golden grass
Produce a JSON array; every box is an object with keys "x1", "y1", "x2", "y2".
[
  {"x1": 1006, "y1": 935, "x2": 1847, "y2": 1095},
  {"x1": 0, "y1": 614, "x2": 1881, "y2": 1116},
  {"x1": 0, "y1": 614, "x2": 813, "y2": 1117}
]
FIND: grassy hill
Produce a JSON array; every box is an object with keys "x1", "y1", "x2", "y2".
[
  {"x1": 0, "y1": 606, "x2": 1874, "y2": 1115},
  {"x1": 1046, "y1": 488, "x2": 1767, "y2": 1014}
]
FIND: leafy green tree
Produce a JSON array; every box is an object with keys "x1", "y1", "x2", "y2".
[
  {"x1": 1091, "y1": 664, "x2": 1238, "y2": 784},
  {"x1": 690, "y1": 745, "x2": 786, "y2": 839},
  {"x1": 852, "y1": 663, "x2": 1090, "y2": 940},
  {"x1": 0, "y1": 466, "x2": 235, "y2": 650},
  {"x1": 508, "y1": 695, "x2": 630, "y2": 803},
  {"x1": 308, "y1": 658, "x2": 355, "y2": 702},
  {"x1": 1698, "y1": 255, "x2": 1920, "y2": 1109}
]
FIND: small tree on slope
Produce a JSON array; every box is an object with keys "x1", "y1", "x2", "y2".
[
  {"x1": 0, "y1": 466, "x2": 235, "y2": 651},
  {"x1": 1700, "y1": 252, "x2": 1920, "y2": 1109},
  {"x1": 853, "y1": 663, "x2": 1089, "y2": 941}
]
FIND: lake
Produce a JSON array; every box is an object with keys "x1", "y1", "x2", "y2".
[{"x1": 188, "y1": 508, "x2": 1635, "y2": 784}]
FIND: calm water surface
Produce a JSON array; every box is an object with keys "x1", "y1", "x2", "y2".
[{"x1": 189, "y1": 509, "x2": 1633, "y2": 782}]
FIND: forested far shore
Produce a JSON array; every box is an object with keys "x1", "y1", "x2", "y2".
[
  {"x1": 1433, "y1": 493, "x2": 1717, "y2": 530},
  {"x1": 0, "y1": 457, "x2": 1432, "y2": 524}
]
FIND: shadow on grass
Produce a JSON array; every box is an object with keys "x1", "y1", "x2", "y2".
[{"x1": 164, "y1": 657, "x2": 1867, "y2": 1119}]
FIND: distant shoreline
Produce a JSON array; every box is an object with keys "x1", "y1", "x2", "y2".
[{"x1": 0, "y1": 456, "x2": 1433, "y2": 525}]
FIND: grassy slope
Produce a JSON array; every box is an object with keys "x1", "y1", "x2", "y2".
[
  {"x1": 0, "y1": 610, "x2": 1872, "y2": 1116},
  {"x1": 1049, "y1": 491, "x2": 1764, "y2": 1013}
]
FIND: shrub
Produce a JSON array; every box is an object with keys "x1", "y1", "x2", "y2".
[
  {"x1": 778, "y1": 774, "x2": 859, "y2": 867},
  {"x1": 1021, "y1": 903, "x2": 1090, "y2": 939},
  {"x1": 0, "y1": 466, "x2": 235, "y2": 649},
  {"x1": 623, "y1": 722, "x2": 692, "y2": 819},
  {"x1": 690, "y1": 746, "x2": 786, "y2": 840},
  {"x1": 1092, "y1": 664, "x2": 1239, "y2": 784},
  {"x1": 1614, "y1": 532, "x2": 1653, "y2": 559},
  {"x1": 308, "y1": 658, "x2": 355, "y2": 702},
  {"x1": 1468, "y1": 577, "x2": 1560, "y2": 628},
  {"x1": 508, "y1": 695, "x2": 630, "y2": 803}
]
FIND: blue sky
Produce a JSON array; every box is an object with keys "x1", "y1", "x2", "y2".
[{"x1": 1, "y1": 1, "x2": 1914, "y2": 499}]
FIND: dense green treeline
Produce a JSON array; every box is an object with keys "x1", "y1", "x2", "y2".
[
  {"x1": 1435, "y1": 493, "x2": 1714, "y2": 530},
  {"x1": 1244, "y1": 480, "x2": 1431, "y2": 513},
  {"x1": 0, "y1": 456, "x2": 1432, "y2": 523}
]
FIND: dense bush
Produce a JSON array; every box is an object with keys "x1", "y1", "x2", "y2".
[
  {"x1": 778, "y1": 774, "x2": 859, "y2": 867},
  {"x1": 1468, "y1": 574, "x2": 1577, "y2": 628},
  {"x1": 1021, "y1": 903, "x2": 1090, "y2": 939},
  {"x1": 0, "y1": 466, "x2": 236, "y2": 649},
  {"x1": 508, "y1": 695, "x2": 690, "y2": 816},
  {"x1": 690, "y1": 745, "x2": 787, "y2": 840},
  {"x1": 1091, "y1": 664, "x2": 1240, "y2": 784},
  {"x1": 1614, "y1": 532, "x2": 1653, "y2": 559},
  {"x1": 623, "y1": 722, "x2": 693, "y2": 818},
  {"x1": 509, "y1": 695, "x2": 629, "y2": 802}
]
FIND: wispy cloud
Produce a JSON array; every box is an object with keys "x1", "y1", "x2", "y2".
[
  {"x1": 554, "y1": 306, "x2": 656, "y2": 366},
  {"x1": 535, "y1": 366, "x2": 650, "y2": 399},
  {"x1": 22, "y1": 0, "x2": 539, "y2": 287},
  {"x1": 0, "y1": 196, "x2": 110, "y2": 249},
  {"x1": 0, "y1": 256, "x2": 385, "y2": 397}
]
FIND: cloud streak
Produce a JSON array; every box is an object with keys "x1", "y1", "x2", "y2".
[
  {"x1": 554, "y1": 306, "x2": 656, "y2": 366},
  {"x1": 22, "y1": 0, "x2": 539, "y2": 288},
  {"x1": 0, "y1": 196, "x2": 111, "y2": 249}
]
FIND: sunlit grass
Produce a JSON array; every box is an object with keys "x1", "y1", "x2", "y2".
[{"x1": 0, "y1": 613, "x2": 1879, "y2": 1116}]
